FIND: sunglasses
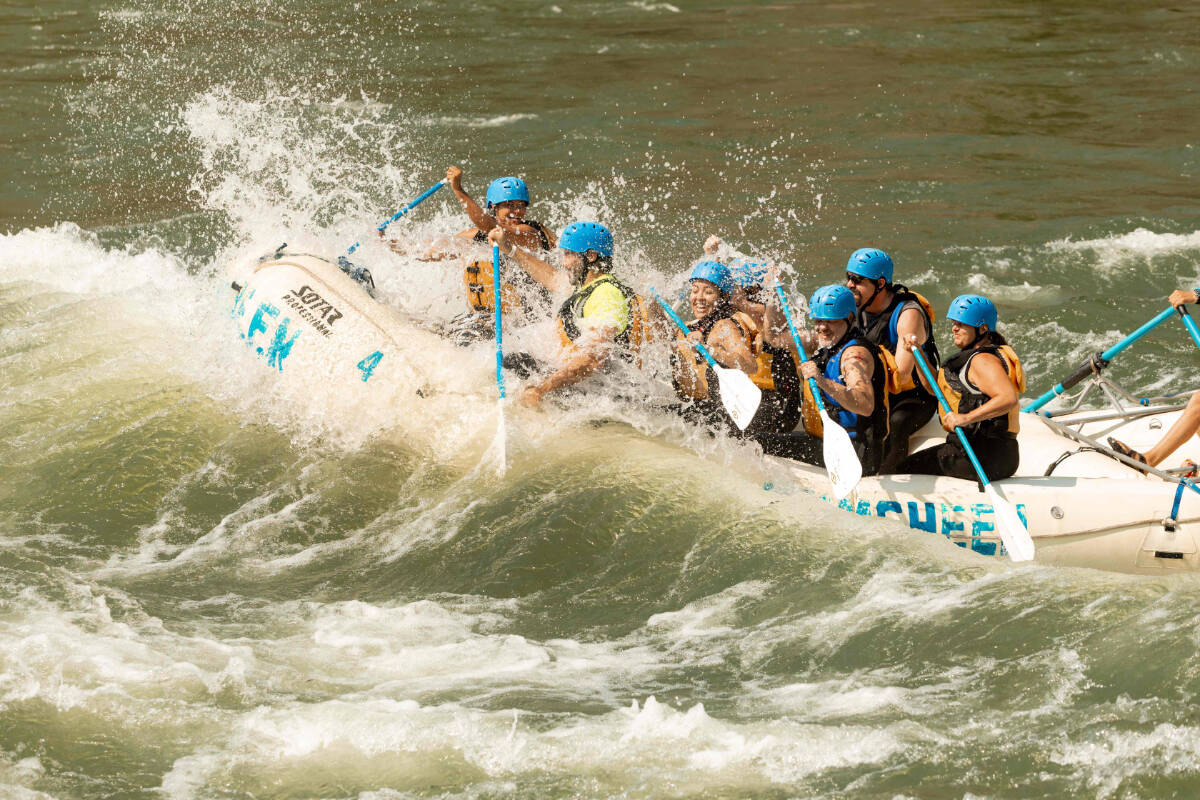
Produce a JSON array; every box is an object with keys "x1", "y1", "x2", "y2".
[{"x1": 845, "y1": 273, "x2": 873, "y2": 285}]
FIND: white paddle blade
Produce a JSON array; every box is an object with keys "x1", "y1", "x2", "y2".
[
  {"x1": 985, "y1": 483, "x2": 1034, "y2": 562},
  {"x1": 714, "y1": 366, "x2": 762, "y2": 431},
  {"x1": 818, "y1": 409, "x2": 862, "y2": 500},
  {"x1": 488, "y1": 404, "x2": 508, "y2": 477}
]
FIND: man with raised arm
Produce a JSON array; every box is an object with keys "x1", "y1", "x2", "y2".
[{"x1": 487, "y1": 222, "x2": 653, "y2": 409}]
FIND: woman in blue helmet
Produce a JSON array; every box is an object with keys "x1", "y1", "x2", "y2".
[
  {"x1": 487, "y1": 221, "x2": 652, "y2": 408},
  {"x1": 425, "y1": 167, "x2": 557, "y2": 344},
  {"x1": 897, "y1": 294, "x2": 1025, "y2": 481},
  {"x1": 844, "y1": 247, "x2": 940, "y2": 473},
  {"x1": 758, "y1": 283, "x2": 889, "y2": 474},
  {"x1": 670, "y1": 260, "x2": 760, "y2": 431},
  {"x1": 693, "y1": 237, "x2": 805, "y2": 436},
  {"x1": 444, "y1": 166, "x2": 556, "y2": 253}
]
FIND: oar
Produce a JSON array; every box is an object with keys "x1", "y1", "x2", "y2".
[
  {"x1": 774, "y1": 285, "x2": 863, "y2": 500},
  {"x1": 1177, "y1": 306, "x2": 1200, "y2": 350},
  {"x1": 1025, "y1": 306, "x2": 1177, "y2": 413},
  {"x1": 650, "y1": 289, "x2": 762, "y2": 431},
  {"x1": 911, "y1": 348, "x2": 1036, "y2": 562},
  {"x1": 492, "y1": 243, "x2": 507, "y2": 475},
  {"x1": 345, "y1": 180, "x2": 447, "y2": 255}
]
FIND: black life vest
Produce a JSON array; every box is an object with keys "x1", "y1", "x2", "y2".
[
  {"x1": 858, "y1": 284, "x2": 939, "y2": 397},
  {"x1": 937, "y1": 344, "x2": 1025, "y2": 439}
]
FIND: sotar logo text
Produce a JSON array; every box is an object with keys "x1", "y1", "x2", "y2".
[{"x1": 287, "y1": 286, "x2": 343, "y2": 326}]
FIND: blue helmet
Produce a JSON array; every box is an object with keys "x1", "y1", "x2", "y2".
[
  {"x1": 485, "y1": 177, "x2": 530, "y2": 209},
  {"x1": 809, "y1": 284, "x2": 858, "y2": 321},
  {"x1": 690, "y1": 260, "x2": 734, "y2": 294},
  {"x1": 560, "y1": 221, "x2": 614, "y2": 259},
  {"x1": 947, "y1": 294, "x2": 998, "y2": 330},
  {"x1": 845, "y1": 248, "x2": 894, "y2": 283},
  {"x1": 730, "y1": 260, "x2": 768, "y2": 288}
]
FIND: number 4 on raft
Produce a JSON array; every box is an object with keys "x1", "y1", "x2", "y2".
[{"x1": 357, "y1": 351, "x2": 384, "y2": 382}]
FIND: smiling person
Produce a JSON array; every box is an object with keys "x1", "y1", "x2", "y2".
[
  {"x1": 897, "y1": 294, "x2": 1025, "y2": 481},
  {"x1": 444, "y1": 166, "x2": 556, "y2": 254},
  {"x1": 487, "y1": 221, "x2": 653, "y2": 408},
  {"x1": 398, "y1": 167, "x2": 558, "y2": 344},
  {"x1": 757, "y1": 284, "x2": 889, "y2": 474},
  {"x1": 843, "y1": 248, "x2": 940, "y2": 473},
  {"x1": 670, "y1": 260, "x2": 760, "y2": 431},
  {"x1": 697, "y1": 247, "x2": 804, "y2": 437}
]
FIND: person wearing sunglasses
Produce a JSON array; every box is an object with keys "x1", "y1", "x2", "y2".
[{"x1": 844, "y1": 248, "x2": 940, "y2": 473}]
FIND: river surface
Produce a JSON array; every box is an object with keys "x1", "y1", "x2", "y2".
[{"x1": 4, "y1": 1, "x2": 1200, "y2": 798}]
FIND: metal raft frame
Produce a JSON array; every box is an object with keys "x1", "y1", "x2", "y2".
[{"x1": 1025, "y1": 369, "x2": 1200, "y2": 531}]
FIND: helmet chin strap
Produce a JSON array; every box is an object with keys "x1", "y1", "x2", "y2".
[
  {"x1": 570, "y1": 257, "x2": 589, "y2": 287},
  {"x1": 863, "y1": 279, "x2": 884, "y2": 309}
]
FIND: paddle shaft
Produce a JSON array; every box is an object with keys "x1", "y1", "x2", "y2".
[
  {"x1": 345, "y1": 180, "x2": 446, "y2": 255},
  {"x1": 651, "y1": 290, "x2": 723, "y2": 369},
  {"x1": 493, "y1": 244, "x2": 505, "y2": 399},
  {"x1": 1025, "y1": 306, "x2": 1176, "y2": 412},
  {"x1": 773, "y1": 285, "x2": 832, "y2": 416}
]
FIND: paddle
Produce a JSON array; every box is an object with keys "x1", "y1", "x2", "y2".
[
  {"x1": 911, "y1": 348, "x2": 1036, "y2": 562},
  {"x1": 345, "y1": 179, "x2": 447, "y2": 255},
  {"x1": 1025, "y1": 306, "x2": 1176, "y2": 413},
  {"x1": 650, "y1": 289, "x2": 762, "y2": 431},
  {"x1": 491, "y1": 243, "x2": 507, "y2": 475},
  {"x1": 774, "y1": 285, "x2": 863, "y2": 500}
]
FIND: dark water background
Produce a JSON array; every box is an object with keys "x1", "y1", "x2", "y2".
[{"x1": 4, "y1": 1, "x2": 1200, "y2": 798}]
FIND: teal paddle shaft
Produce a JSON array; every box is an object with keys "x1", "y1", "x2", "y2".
[
  {"x1": 1025, "y1": 306, "x2": 1177, "y2": 413},
  {"x1": 345, "y1": 180, "x2": 446, "y2": 255},
  {"x1": 493, "y1": 244, "x2": 505, "y2": 400},
  {"x1": 1178, "y1": 306, "x2": 1200, "y2": 350},
  {"x1": 913, "y1": 347, "x2": 1035, "y2": 561},
  {"x1": 774, "y1": 285, "x2": 829, "y2": 415},
  {"x1": 650, "y1": 289, "x2": 721, "y2": 368}
]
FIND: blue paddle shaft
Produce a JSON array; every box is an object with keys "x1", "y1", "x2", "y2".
[
  {"x1": 650, "y1": 288, "x2": 720, "y2": 369},
  {"x1": 774, "y1": 285, "x2": 832, "y2": 416},
  {"x1": 346, "y1": 180, "x2": 446, "y2": 255},
  {"x1": 493, "y1": 244, "x2": 505, "y2": 399},
  {"x1": 911, "y1": 348, "x2": 995, "y2": 490},
  {"x1": 1025, "y1": 306, "x2": 1177, "y2": 412},
  {"x1": 1178, "y1": 307, "x2": 1200, "y2": 350},
  {"x1": 377, "y1": 180, "x2": 446, "y2": 232}
]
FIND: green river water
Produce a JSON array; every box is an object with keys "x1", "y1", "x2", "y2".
[{"x1": 3, "y1": 1, "x2": 1200, "y2": 798}]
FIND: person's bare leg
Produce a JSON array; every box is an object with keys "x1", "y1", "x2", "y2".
[{"x1": 1145, "y1": 390, "x2": 1200, "y2": 467}]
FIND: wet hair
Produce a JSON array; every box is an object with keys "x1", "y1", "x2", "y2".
[
  {"x1": 589, "y1": 255, "x2": 614, "y2": 274},
  {"x1": 975, "y1": 330, "x2": 1007, "y2": 348}
]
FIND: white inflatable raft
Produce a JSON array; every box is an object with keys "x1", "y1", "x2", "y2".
[{"x1": 228, "y1": 250, "x2": 1200, "y2": 575}]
